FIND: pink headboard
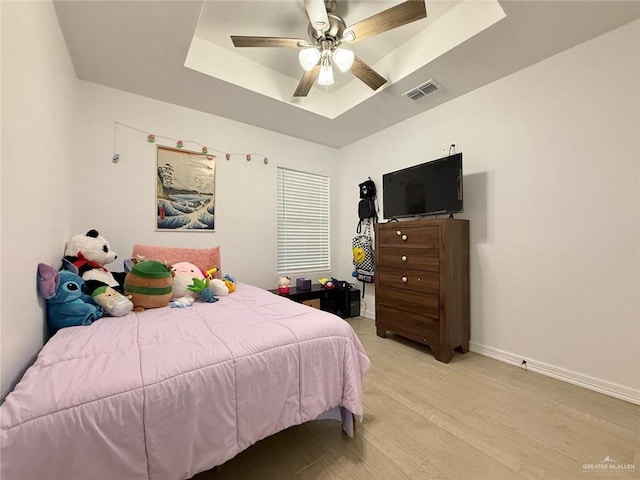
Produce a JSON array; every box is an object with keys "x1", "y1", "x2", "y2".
[{"x1": 131, "y1": 244, "x2": 221, "y2": 277}]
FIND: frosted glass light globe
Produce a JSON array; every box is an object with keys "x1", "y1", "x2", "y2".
[
  {"x1": 333, "y1": 47, "x2": 354, "y2": 72},
  {"x1": 298, "y1": 48, "x2": 321, "y2": 71}
]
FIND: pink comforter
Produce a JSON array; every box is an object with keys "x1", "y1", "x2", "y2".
[{"x1": 1, "y1": 283, "x2": 370, "y2": 480}]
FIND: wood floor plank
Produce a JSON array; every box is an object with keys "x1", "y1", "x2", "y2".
[
  {"x1": 304, "y1": 419, "x2": 413, "y2": 480},
  {"x1": 192, "y1": 316, "x2": 639, "y2": 480},
  {"x1": 388, "y1": 409, "x2": 526, "y2": 480},
  {"x1": 192, "y1": 423, "x2": 327, "y2": 480},
  {"x1": 454, "y1": 351, "x2": 639, "y2": 433}
]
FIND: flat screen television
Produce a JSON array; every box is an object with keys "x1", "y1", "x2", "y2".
[{"x1": 382, "y1": 153, "x2": 463, "y2": 219}]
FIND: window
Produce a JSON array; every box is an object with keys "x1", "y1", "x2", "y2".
[{"x1": 277, "y1": 167, "x2": 330, "y2": 274}]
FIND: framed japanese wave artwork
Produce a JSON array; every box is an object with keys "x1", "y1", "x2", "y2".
[{"x1": 156, "y1": 146, "x2": 215, "y2": 231}]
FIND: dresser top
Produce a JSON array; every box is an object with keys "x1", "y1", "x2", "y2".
[{"x1": 376, "y1": 218, "x2": 468, "y2": 229}]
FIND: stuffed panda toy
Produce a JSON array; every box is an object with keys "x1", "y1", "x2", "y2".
[{"x1": 64, "y1": 229, "x2": 126, "y2": 293}]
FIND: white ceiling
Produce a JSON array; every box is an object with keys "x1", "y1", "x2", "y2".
[
  {"x1": 193, "y1": 1, "x2": 460, "y2": 91},
  {"x1": 53, "y1": 1, "x2": 640, "y2": 148}
]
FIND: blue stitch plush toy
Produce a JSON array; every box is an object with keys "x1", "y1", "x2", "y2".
[{"x1": 37, "y1": 263, "x2": 104, "y2": 332}]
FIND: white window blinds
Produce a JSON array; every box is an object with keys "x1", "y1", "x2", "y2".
[{"x1": 277, "y1": 167, "x2": 330, "y2": 274}]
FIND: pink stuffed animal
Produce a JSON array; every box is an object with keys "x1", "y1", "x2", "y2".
[{"x1": 171, "y1": 262, "x2": 205, "y2": 299}]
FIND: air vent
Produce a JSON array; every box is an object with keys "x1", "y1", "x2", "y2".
[{"x1": 403, "y1": 80, "x2": 440, "y2": 101}]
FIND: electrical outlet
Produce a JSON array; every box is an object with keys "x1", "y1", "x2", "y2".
[{"x1": 441, "y1": 142, "x2": 457, "y2": 156}]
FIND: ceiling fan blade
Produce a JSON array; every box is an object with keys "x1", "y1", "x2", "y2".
[
  {"x1": 304, "y1": 0, "x2": 330, "y2": 32},
  {"x1": 231, "y1": 36, "x2": 309, "y2": 48},
  {"x1": 351, "y1": 57, "x2": 387, "y2": 91},
  {"x1": 294, "y1": 66, "x2": 321, "y2": 97},
  {"x1": 343, "y1": 0, "x2": 427, "y2": 43}
]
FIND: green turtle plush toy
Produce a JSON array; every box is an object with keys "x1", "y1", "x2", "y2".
[{"x1": 124, "y1": 260, "x2": 173, "y2": 311}]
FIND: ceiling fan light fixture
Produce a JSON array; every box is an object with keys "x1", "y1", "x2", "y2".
[
  {"x1": 231, "y1": 0, "x2": 429, "y2": 97},
  {"x1": 298, "y1": 47, "x2": 321, "y2": 71},
  {"x1": 318, "y1": 59, "x2": 334, "y2": 86},
  {"x1": 332, "y1": 47, "x2": 354, "y2": 72}
]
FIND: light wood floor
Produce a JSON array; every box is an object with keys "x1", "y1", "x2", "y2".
[{"x1": 193, "y1": 316, "x2": 639, "y2": 480}]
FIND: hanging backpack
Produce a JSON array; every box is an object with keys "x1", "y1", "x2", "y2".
[
  {"x1": 357, "y1": 177, "x2": 378, "y2": 232},
  {"x1": 352, "y1": 178, "x2": 377, "y2": 296},
  {"x1": 359, "y1": 178, "x2": 376, "y2": 199},
  {"x1": 358, "y1": 198, "x2": 376, "y2": 221}
]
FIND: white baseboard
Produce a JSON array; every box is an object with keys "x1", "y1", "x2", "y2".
[
  {"x1": 469, "y1": 341, "x2": 640, "y2": 406},
  {"x1": 362, "y1": 308, "x2": 375, "y2": 320}
]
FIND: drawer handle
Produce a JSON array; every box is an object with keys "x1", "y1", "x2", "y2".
[
  {"x1": 401, "y1": 255, "x2": 407, "y2": 262},
  {"x1": 396, "y1": 230, "x2": 402, "y2": 236},
  {"x1": 402, "y1": 276, "x2": 408, "y2": 283},
  {"x1": 402, "y1": 234, "x2": 408, "y2": 241}
]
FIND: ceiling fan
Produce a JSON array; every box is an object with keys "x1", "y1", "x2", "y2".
[{"x1": 231, "y1": 0, "x2": 427, "y2": 97}]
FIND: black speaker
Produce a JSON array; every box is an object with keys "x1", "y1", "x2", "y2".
[{"x1": 349, "y1": 289, "x2": 361, "y2": 317}]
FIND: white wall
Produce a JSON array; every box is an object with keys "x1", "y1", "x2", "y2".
[
  {"x1": 1, "y1": 1, "x2": 78, "y2": 399},
  {"x1": 76, "y1": 81, "x2": 339, "y2": 289},
  {"x1": 336, "y1": 20, "x2": 640, "y2": 401}
]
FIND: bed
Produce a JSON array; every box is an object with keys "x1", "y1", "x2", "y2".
[{"x1": 0, "y1": 282, "x2": 370, "y2": 480}]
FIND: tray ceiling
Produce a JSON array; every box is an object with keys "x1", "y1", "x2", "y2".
[{"x1": 53, "y1": 1, "x2": 640, "y2": 148}]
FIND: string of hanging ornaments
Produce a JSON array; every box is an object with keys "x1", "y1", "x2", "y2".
[{"x1": 111, "y1": 122, "x2": 269, "y2": 165}]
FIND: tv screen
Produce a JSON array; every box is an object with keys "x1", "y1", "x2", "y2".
[{"x1": 382, "y1": 153, "x2": 463, "y2": 219}]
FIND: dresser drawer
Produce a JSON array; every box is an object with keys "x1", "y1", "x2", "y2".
[
  {"x1": 377, "y1": 305, "x2": 440, "y2": 338},
  {"x1": 378, "y1": 268, "x2": 439, "y2": 294},
  {"x1": 378, "y1": 225, "x2": 439, "y2": 248},
  {"x1": 378, "y1": 247, "x2": 439, "y2": 272},
  {"x1": 377, "y1": 287, "x2": 439, "y2": 318}
]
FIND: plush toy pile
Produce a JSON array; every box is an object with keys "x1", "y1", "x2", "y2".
[
  {"x1": 172, "y1": 262, "x2": 236, "y2": 307},
  {"x1": 37, "y1": 229, "x2": 239, "y2": 330}
]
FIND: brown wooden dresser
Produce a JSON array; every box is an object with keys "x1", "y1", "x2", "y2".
[{"x1": 374, "y1": 218, "x2": 470, "y2": 363}]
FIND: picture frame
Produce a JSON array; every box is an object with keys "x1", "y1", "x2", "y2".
[{"x1": 156, "y1": 146, "x2": 215, "y2": 231}]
